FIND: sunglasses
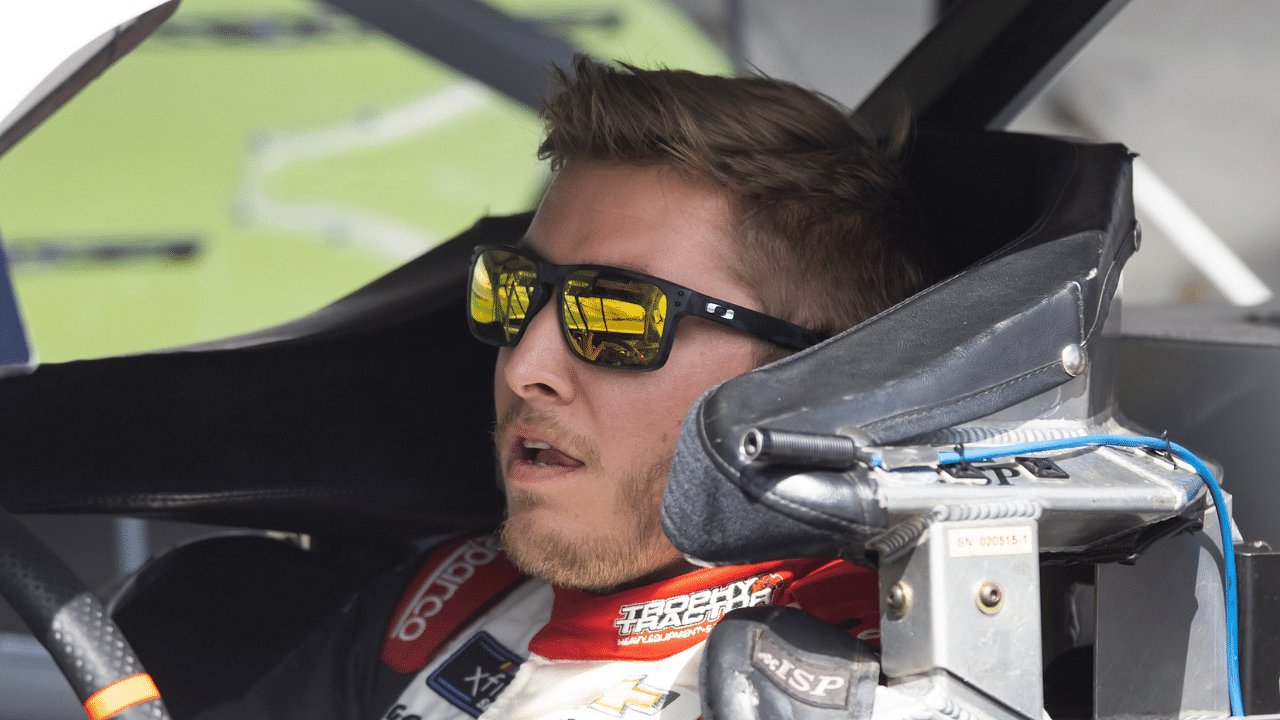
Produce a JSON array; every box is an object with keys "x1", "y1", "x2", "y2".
[{"x1": 467, "y1": 244, "x2": 824, "y2": 371}]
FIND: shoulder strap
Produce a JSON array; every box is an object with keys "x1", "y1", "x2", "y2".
[{"x1": 380, "y1": 535, "x2": 526, "y2": 674}]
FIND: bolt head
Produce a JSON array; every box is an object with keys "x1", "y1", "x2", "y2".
[
  {"x1": 885, "y1": 581, "x2": 912, "y2": 618},
  {"x1": 976, "y1": 581, "x2": 1004, "y2": 615}
]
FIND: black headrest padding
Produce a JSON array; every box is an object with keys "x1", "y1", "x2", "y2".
[
  {"x1": 663, "y1": 131, "x2": 1136, "y2": 564},
  {"x1": 688, "y1": 130, "x2": 1133, "y2": 453},
  {"x1": 907, "y1": 130, "x2": 1052, "y2": 273}
]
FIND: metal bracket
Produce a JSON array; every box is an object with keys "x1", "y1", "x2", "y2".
[{"x1": 879, "y1": 515, "x2": 1044, "y2": 720}]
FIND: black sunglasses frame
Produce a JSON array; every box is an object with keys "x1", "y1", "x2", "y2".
[{"x1": 467, "y1": 244, "x2": 825, "y2": 371}]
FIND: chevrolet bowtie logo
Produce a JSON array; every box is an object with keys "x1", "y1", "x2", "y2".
[{"x1": 588, "y1": 676, "x2": 679, "y2": 716}]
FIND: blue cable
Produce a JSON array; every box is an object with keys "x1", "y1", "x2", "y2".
[{"x1": 878, "y1": 433, "x2": 1243, "y2": 716}]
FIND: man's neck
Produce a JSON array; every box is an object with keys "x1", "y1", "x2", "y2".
[{"x1": 593, "y1": 558, "x2": 700, "y2": 594}]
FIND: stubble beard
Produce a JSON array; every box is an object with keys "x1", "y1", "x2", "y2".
[{"x1": 495, "y1": 408, "x2": 675, "y2": 592}]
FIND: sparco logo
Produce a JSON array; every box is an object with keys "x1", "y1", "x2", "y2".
[
  {"x1": 389, "y1": 537, "x2": 501, "y2": 641},
  {"x1": 613, "y1": 573, "x2": 784, "y2": 638}
]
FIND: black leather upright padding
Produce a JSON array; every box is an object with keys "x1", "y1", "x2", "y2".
[
  {"x1": 0, "y1": 213, "x2": 533, "y2": 539},
  {"x1": 697, "y1": 130, "x2": 1135, "y2": 459},
  {"x1": 664, "y1": 131, "x2": 1136, "y2": 566}
]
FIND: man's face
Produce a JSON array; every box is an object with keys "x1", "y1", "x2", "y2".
[{"x1": 493, "y1": 160, "x2": 763, "y2": 591}]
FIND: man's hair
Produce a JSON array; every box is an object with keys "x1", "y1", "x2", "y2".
[{"x1": 539, "y1": 56, "x2": 936, "y2": 360}]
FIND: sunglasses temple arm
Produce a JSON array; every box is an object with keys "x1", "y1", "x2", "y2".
[{"x1": 688, "y1": 294, "x2": 825, "y2": 351}]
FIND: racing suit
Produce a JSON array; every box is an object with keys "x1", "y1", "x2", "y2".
[{"x1": 195, "y1": 534, "x2": 880, "y2": 719}]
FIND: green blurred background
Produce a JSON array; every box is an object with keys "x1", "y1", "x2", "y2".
[{"x1": 0, "y1": 0, "x2": 728, "y2": 363}]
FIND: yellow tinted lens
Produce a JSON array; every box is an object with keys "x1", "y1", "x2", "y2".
[
  {"x1": 562, "y1": 270, "x2": 668, "y2": 367},
  {"x1": 470, "y1": 250, "x2": 537, "y2": 343}
]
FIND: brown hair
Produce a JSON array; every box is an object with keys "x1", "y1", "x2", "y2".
[{"x1": 539, "y1": 56, "x2": 935, "y2": 360}]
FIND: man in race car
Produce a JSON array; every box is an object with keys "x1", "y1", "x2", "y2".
[{"x1": 197, "y1": 57, "x2": 932, "y2": 719}]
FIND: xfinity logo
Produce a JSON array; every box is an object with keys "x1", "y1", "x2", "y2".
[
  {"x1": 705, "y1": 302, "x2": 734, "y2": 320},
  {"x1": 425, "y1": 632, "x2": 522, "y2": 716}
]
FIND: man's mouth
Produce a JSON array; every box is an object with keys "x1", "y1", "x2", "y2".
[
  {"x1": 495, "y1": 410, "x2": 594, "y2": 486},
  {"x1": 519, "y1": 437, "x2": 585, "y2": 469}
]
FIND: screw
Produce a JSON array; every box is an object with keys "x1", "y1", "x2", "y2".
[
  {"x1": 977, "y1": 581, "x2": 1003, "y2": 614},
  {"x1": 886, "y1": 581, "x2": 912, "y2": 618}
]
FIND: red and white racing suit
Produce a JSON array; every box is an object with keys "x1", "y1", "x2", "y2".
[{"x1": 196, "y1": 534, "x2": 880, "y2": 720}]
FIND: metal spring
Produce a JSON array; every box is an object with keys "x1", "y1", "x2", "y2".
[
  {"x1": 739, "y1": 428, "x2": 861, "y2": 468},
  {"x1": 867, "y1": 516, "x2": 930, "y2": 562},
  {"x1": 932, "y1": 500, "x2": 1043, "y2": 522},
  {"x1": 866, "y1": 501, "x2": 1043, "y2": 564}
]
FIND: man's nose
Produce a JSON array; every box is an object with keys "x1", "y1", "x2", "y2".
[{"x1": 500, "y1": 300, "x2": 576, "y2": 404}]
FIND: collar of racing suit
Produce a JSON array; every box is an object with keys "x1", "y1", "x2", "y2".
[{"x1": 531, "y1": 556, "x2": 879, "y2": 661}]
